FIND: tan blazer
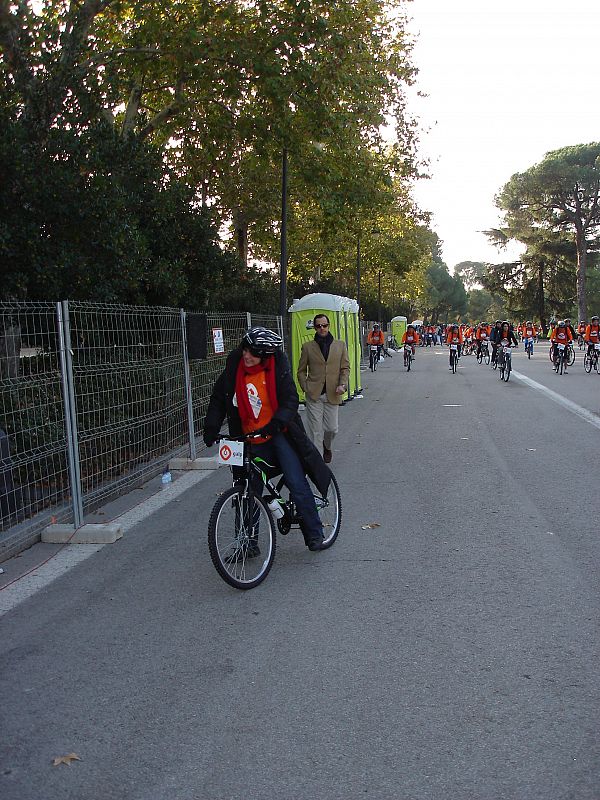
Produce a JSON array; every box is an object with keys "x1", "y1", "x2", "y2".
[{"x1": 297, "y1": 339, "x2": 350, "y2": 404}]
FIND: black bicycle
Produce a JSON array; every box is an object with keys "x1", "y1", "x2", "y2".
[
  {"x1": 498, "y1": 344, "x2": 514, "y2": 382},
  {"x1": 449, "y1": 343, "x2": 459, "y2": 373},
  {"x1": 369, "y1": 345, "x2": 379, "y2": 372},
  {"x1": 553, "y1": 343, "x2": 567, "y2": 375},
  {"x1": 584, "y1": 343, "x2": 600, "y2": 373},
  {"x1": 477, "y1": 340, "x2": 490, "y2": 365},
  {"x1": 403, "y1": 344, "x2": 414, "y2": 371},
  {"x1": 208, "y1": 436, "x2": 342, "y2": 589}
]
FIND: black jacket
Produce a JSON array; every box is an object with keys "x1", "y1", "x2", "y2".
[{"x1": 203, "y1": 348, "x2": 332, "y2": 497}]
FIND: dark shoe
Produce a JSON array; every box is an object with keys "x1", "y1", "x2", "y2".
[
  {"x1": 225, "y1": 541, "x2": 260, "y2": 563},
  {"x1": 307, "y1": 539, "x2": 326, "y2": 551},
  {"x1": 323, "y1": 445, "x2": 332, "y2": 463}
]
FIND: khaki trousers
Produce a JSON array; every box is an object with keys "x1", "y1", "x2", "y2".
[{"x1": 304, "y1": 395, "x2": 339, "y2": 454}]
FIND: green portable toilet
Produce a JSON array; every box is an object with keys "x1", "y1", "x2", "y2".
[
  {"x1": 288, "y1": 293, "x2": 346, "y2": 403},
  {"x1": 391, "y1": 315, "x2": 407, "y2": 346},
  {"x1": 344, "y1": 297, "x2": 361, "y2": 395}
]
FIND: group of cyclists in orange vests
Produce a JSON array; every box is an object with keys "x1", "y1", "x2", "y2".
[{"x1": 366, "y1": 315, "x2": 600, "y2": 372}]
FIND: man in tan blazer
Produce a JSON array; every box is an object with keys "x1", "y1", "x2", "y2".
[{"x1": 297, "y1": 314, "x2": 350, "y2": 463}]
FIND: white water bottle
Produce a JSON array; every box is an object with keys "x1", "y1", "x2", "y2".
[
  {"x1": 161, "y1": 469, "x2": 172, "y2": 490},
  {"x1": 267, "y1": 498, "x2": 284, "y2": 519}
]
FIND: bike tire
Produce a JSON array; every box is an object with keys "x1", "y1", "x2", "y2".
[
  {"x1": 484, "y1": 350, "x2": 490, "y2": 365},
  {"x1": 208, "y1": 487, "x2": 276, "y2": 590},
  {"x1": 567, "y1": 346, "x2": 576, "y2": 366},
  {"x1": 476, "y1": 351, "x2": 482, "y2": 364},
  {"x1": 584, "y1": 353, "x2": 593, "y2": 373},
  {"x1": 313, "y1": 472, "x2": 342, "y2": 549},
  {"x1": 503, "y1": 357, "x2": 511, "y2": 381},
  {"x1": 560, "y1": 352, "x2": 564, "y2": 375},
  {"x1": 452, "y1": 352, "x2": 457, "y2": 373}
]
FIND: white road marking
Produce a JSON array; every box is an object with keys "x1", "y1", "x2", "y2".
[
  {"x1": 0, "y1": 469, "x2": 216, "y2": 617},
  {"x1": 512, "y1": 370, "x2": 600, "y2": 431}
]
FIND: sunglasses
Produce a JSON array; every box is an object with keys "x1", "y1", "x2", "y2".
[{"x1": 315, "y1": 323, "x2": 329, "y2": 329}]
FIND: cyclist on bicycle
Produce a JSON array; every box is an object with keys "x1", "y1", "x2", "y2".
[
  {"x1": 550, "y1": 320, "x2": 573, "y2": 372},
  {"x1": 584, "y1": 315, "x2": 600, "y2": 356},
  {"x1": 202, "y1": 327, "x2": 331, "y2": 552},
  {"x1": 446, "y1": 323, "x2": 463, "y2": 368},
  {"x1": 475, "y1": 321, "x2": 491, "y2": 358},
  {"x1": 367, "y1": 324, "x2": 385, "y2": 360},
  {"x1": 522, "y1": 320, "x2": 537, "y2": 352},
  {"x1": 497, "y1": 321, "x2": 518, "y2": 349},
  {"x1": 490, "y1": 320, "x2": 503, "y2": 365},
  {"x1": 564, "y1": 318, "x2": 577, "y2": 340},
  {"x1": 401, "y1": 324, "x2": 420, "y2": 356}
]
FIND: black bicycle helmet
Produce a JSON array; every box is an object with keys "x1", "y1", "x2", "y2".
[{"x1": 241, "y1": 327, "x2": 283, "y2": 356}]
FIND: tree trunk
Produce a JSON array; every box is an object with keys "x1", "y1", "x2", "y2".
[
  {"x1": 536, "y1": 261, "x2": 546, "y2": 333},
  {"x1": 575, "y1": 224, "x2": 587, "y2": 322},
  {"x1": 232, "y1": 208, "x2": 248, "y2": 267}
]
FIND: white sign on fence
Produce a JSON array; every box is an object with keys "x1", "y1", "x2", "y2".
[{"x1": 212, "y1": 328, "x2": 224, "y2": 354}]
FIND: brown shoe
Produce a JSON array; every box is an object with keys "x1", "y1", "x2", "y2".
[{"x1": 323, "y1": 445, "x2": 332, "y2": 463}]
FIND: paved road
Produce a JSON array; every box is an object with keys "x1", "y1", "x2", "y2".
[{"x1": 2, "y1": 343, "x2": 600, "y2": 800}]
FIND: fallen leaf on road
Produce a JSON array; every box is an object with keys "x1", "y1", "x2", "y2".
[
  {"x1": 361, "y1": 523, "x2": 381, "y2": 530},
  {"x1": 52, "y1": 754, "x2": 81, "y2": 767}
]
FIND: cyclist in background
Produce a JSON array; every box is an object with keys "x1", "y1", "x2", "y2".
[
  {"x1": 490, "y1": 320, "x2": 503, "y2": 365},
  {"x1": 446, "y1": 323, "x2": 463, "y2": 369},
  {"x1": 564, "y1": 318, "x2": 577, "y2": 340},
  {"x1": 522, "y1": 320, "x2": 537, "y2": 354},
  {"x1": 550, "y1": 320, "x2": 573, "y2": 372},
  {"x1": 367, "y1": 323, "x2": 385, "y2": 360},
  {"x1": 401, "y1": 324, "x2": 420, "y2": 356},
  {"x1": 584, "y1": 315, "x2": 600, "y2": 356},
  {"x1": 475, "y1": 321, "x2": 491, "y2": 358}
]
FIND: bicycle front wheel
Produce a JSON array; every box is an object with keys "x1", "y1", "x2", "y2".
[
  {"x1": 503, "y1": 357, "x2": 511, "y2": 381},
  {"x1": 584, "y1": 353, "x2": 593, "y2": 373},
  {"x1": 208, "y1": 487, "x2": 276, "y2": 590},
  {"x1": 567, "y1": 346, "x2": 576, "y2": 366},
  {"x1": 311, "y1": 472, "x2": 342, "y2": 548}
]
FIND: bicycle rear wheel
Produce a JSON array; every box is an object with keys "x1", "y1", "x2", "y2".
[
  {"x1": 208, "y1": 487, "x2": 276, "y2": 589},
  {"x1": 567, "y1": 346, "x2": 576, "y2": 366}
]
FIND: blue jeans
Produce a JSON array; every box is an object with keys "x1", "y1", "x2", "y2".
[{"x1": 250, "y1": 434, "x2": 323, "y2": 545}]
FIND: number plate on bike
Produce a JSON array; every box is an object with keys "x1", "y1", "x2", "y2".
[
  {"x1": 217, "y1": 439, "x2": 244, "y2": 466},
  {"x1": 450, "y1": 344, "x2": 458, "y2": 350},
  {"x1": 503, "y1": 346, "x2": 511, "y2": 353},
  {"x1": 595, "y1": 343, "x2": 600, "y2": 351}
]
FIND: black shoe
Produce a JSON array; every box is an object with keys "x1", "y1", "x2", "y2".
[
  {"x1": 225, "y1": 541, "x2": 260, "y2": 563},
  {"x1": 307, "y1": 539, "x2": 326, "y2": 551}
]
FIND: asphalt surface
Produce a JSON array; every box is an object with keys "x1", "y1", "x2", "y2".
[{"x1": 1, "y1": 342, "x2": 600, "y2": 800}]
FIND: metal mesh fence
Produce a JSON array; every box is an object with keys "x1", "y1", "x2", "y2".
[
  {"x1": 0, "y1": 303, "x2": 70, "y2": 553},
  {"x1": 67, "y1": 303, "x2": 189, "y2": 512},
  {"x1": 0, "y1": 302, "x2": 283, "y2": 560}
]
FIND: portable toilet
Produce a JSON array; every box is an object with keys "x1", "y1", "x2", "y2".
[
  {"x1": 344, "y1": 298, "x2": 361, "y2": 395},
  {"x1": 288, "y1": 293, "x2": 346, "y2": 403},
  {"x1": 390, "y1": 315, "x2": 407, "y2": 346}
]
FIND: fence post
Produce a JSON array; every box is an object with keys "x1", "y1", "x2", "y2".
[
  {"x1": 246, "y1": 312, "x2": 252, "y2": 330},
  {"x1": 180, "y1": 310, "x2": 197, "y2": 461},
  {"x1": 57, "y1": 301, "x2": 84, "y2": 528}
]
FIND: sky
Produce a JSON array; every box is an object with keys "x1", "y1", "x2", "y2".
[{"x1": 405, "y1": 0, "x2": 600, "y2": 270}]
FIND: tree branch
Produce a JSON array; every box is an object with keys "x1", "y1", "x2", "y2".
[
  {"x1": 138, "y1": 77, "x2": 186, "y2": 139},
  {"x1": 0, "y1": 0, "x2": 35, "y2": 94}
]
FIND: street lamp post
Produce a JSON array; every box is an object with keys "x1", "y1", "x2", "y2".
[
  {"x1": 279, "y1": 147, "x2": 288, "y2": 320},
  {"x1": 356, "y1": 234, "x2": 361, "y2": 313}
]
